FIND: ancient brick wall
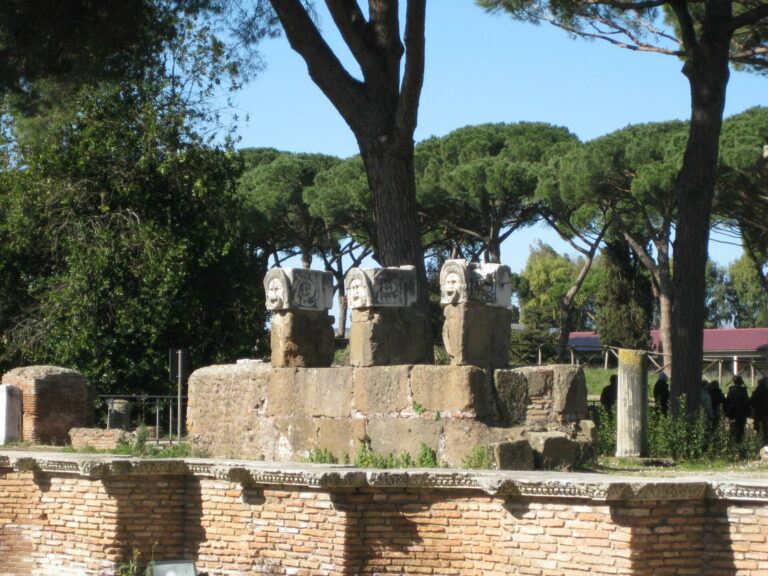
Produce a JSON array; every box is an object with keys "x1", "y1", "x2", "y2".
[
  {"x1": 2, "y1": 366, "x2": 90, "y2": 445},
  {"x1": 1, "y1": 452, "x2": 768, "y2": 576}
]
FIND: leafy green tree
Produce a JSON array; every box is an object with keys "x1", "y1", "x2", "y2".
[
  {"x1": 728, "y1": 254, "x2": 768, "y2": 327},
  {"x1": 717, "y1": 107, "x2": 768, "y2": 295},
  {"x1": 479, "y1": 0, "x2": 768, "y2": 412},
  {"x1": 415, "y1": 122, "x2": 576, "y2": 263},
  {"x1": 519, "y1": 242, "x2": 595, "y2": 335},
  {"x1": 546, "y1": 121, "x2": 686, "y2": 372},
  {"x1": 0, "y1": 81, "x2": 266, "y2": 396},
  {"x1": 704, "y1": 260, "x2": 736, "y2": 329},
  {"x1": 238, "y1": 152, "x2": 341, "y2": 269},
  {"x1": 305, "y1": 156, "x2": 375, "y2": 335},
  {"x1": 593, "y1": 239, "x2": 653, "y2": 351}
]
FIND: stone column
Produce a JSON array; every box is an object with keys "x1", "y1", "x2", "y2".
[
  {"x1": 346, "y1": 266, "x2": 426, "y2": 366},
  {"x1": 265, "y1": 267, "x2": 335, "y2": 367},
  {"x1": 616, "y1": 349, "x2": 648, "y2": 458},
  {"x1": 439, "y1": 259, "x2": 513, "y2": 368}
]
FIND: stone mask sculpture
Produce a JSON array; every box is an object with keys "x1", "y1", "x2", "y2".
[
  {"x1": 263, "y1": 268, "x2": 333, "y2": 312},
  {"x1": 439, "y1": 259, "x2": 512, "y2": 308},
  {"x1": 345, "y1": 265, "x2": 417, "y2": 309}
]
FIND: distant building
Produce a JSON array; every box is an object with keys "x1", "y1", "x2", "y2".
[{"x1": 569, "y1": 328, "x2": 768, "y2": 382}]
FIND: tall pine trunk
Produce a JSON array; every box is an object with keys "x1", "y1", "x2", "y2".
[{"x1": 671, "y1": 12, "x2": 732, "y2": 414}]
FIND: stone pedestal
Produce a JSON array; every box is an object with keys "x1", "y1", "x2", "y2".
[
  {"x1": 271, "y1": 310, "x2": 335, "y2": 367},
  {"x1": 0, "y1": 385, "x2": 22, "y2": 444},
  {"x1": 349, "y1": 308, "x2": 427, "y2": 367},
  {"x1": 442, "y1": 303, "x2": 512, "y2": 368}
]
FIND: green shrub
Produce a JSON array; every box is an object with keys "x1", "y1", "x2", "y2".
[
  {"x1": 462, "y1": 446, "x2": 494, "y2": 469},
  {"x1": 354, "y1": 441, "x2": 438, "y2": 469},
  {"x1": 304, "y1": 448, "x2": 339, "y2": 464}
]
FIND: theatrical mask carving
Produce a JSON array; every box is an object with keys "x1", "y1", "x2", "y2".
[
  {"x1": 439, "y1": 259, "x2": 512, "y2": 307},
  {"x1": 345, "y1": 266, "x2": 417, "y2": 308},
  {"x1": 263, "y1": 267, "x2": 333, "y2": 311}
]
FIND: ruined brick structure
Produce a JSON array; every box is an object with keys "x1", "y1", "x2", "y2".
[
  {"x1": 1, "y1": 452, "x2": 768, "y2": 576},
  {"x1": 1, "y1": 366, "x2": 90, "y2": 445}
]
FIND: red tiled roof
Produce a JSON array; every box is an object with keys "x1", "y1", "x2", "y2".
[{"x1": 570, "y1": 328, "x2": 768, "y2": 353}]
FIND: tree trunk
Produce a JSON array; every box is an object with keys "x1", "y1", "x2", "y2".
[
  {"x1": 671, "y1": 13, "x2": 732, "y2": 414},
  {"x1": 657, "y1": 288, "x2": 673, "y2": 377},
  {"x1": 359, "y1": 137, "x2": 434, "y2": 361}
]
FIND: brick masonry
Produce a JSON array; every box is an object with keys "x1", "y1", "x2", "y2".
[
  {"x1": 2, "y1": 366, "x2": 90, "y2": 445},
  {"x1": 1, "y1": 452, "x2": 768, "y2": 576}
]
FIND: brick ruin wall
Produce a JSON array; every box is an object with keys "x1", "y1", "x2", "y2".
[
  {"x1": 187, "y1": 363, "x2": 591, "y2": 467},
  {"x1": 2, "y1": 452, "x2": 768, "y2": 576},
  {"x1": 2, "y1": 366, "x2": 90, "y2": 445}
]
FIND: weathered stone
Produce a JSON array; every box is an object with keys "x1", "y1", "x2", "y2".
[
  {"x1": 366, "y1": 417, "x2": 442, "y2": 459},
  {"x1": 442, "y1": 303, "x2": 512, "y2": 368},
  {"x1": 296, "y1": 368, "x2": 353, "y2": 418},
  {"x1": 493, "y1": 369, "x2": 528, "y2": 424},
  {"x1": 274, "y1": 417, "x2": 317, "y2": 461},
  {"x1": 411, "y1": 365, "x2": 496, "y2": 419},
  {"x1": 187, "y1": 363, "x2": 273, "y2": 458},
  {"x1": 264, "y1": 267, "x2": 333, "y2": 311},
  {"x1": 493, "y1": 439, "x2": 535, "y2": 471},
  {"x1": 316, "y1": 418, "x2": 367, "y2": 461},
  {"x1": 349, "y1": 308, "x2": 427, "y2": 367},
  {"x1": 270, "y1": 310, "x2": 335, "y2": 367},
  {"x1": 265, "y1": 367, "x2": 301, "y2": 417},
  {"x1": 352, "y1": 366, "x2": 411, "y2": 414},
  {"x1": 528, "y1": 431, "x2": 579, "y2": 470},
  {"x1": 346, "y1": 266, "x2": 418, "y2": 309},
  {"x1": 441, "y1": 420, "x2": 510, "y2": 468},
  {"x1": 0, "y1": 385, "x2": 22, "y2": 445},
  {"x1": 439, "y1": 259, "x2": 512, "y2": 307},
  {"x1": 551, "y1": 364, "x2": 588, "y2": 419}
]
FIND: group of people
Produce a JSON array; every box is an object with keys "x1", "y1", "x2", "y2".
[{"x1": 600, "y1": 372, "x2": 768, "y2": 444}]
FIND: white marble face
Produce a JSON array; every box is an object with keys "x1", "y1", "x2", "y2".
[
  {"x1": 347, "y1": 276, "x2": 370, "y2": 309},
  {"x1": 264, "y1": 268, "x2": 333, "y2": 311},
  {"x1": 439, "y1": 259, "x2": 512, "y2": 307},
  {"x1": 266, "y1": 277, "x2": 286, "y2": 310},
  {"x1": 345, "y1": 266, "x2": 416, "y2": 308},
  {"x1": 441, "y1": 271, "x2": 466, "y2": 304}
]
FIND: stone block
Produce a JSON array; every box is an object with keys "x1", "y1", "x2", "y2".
[
  {"x1": 0, "y1": 385, "x2": 22, "y2": 444},
  {"x1": 265, "y1": 368, "x2": 301, "y2": 417},
  {"x1": 492, "y1": 439, "x2": 535, "y2": 470},
  {"x1": 411, "y1": 365, "x2": 496, "y2": 418},
  {"x1": 493, "y1": 369, "x2": 529, "y2": 424},
  {"x1": 264, "y1": 267, "x2": 333, "y2": 311},
  {"x1": 274, "y1": 417, "x2": 318, "y2": 461},
  {"x1": 441, "y1": 420, "x2": 510, "y2": 468},
  {"x1": 439, "y1": 259, "x2": 512, "y2": 307},
  {"x1": 316, "y1": 418, "x2": 367, "y2": 461},
  {"x1": 349, "y1": 308, "x2": 427, "y2": 367},
  {"x1": 551, "y1": 365, "x2": 588, "y2": 420},
  {"x1": 296, "y1": 367, "x2": 353, "y2": 418},
  {"x1": 442, "y1": 304, "x2": 512, "y2": 368},
  {"x1": 366, "y1": 417, "x2": 442, "y2": 459},
  {"x1": 528, "y1": 431, "x2": 579, "y2": 470},
  {"x1": 270, "y1": 310, "x2": 335, "y2": 367},
  {"x1": 346, "y1": 266, "x2": 418, "y2": 309},
  {"x1": 352, "y1": 366, "x2": 411, "y2": 414}
]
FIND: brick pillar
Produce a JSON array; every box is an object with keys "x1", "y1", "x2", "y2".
[{"x1": 2, "y1": 366, "x2": 90, "y2": 445}]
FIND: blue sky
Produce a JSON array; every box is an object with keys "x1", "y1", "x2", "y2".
[{"x1": 229, "y1": 2, "x2": 767, "y2": 273}]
